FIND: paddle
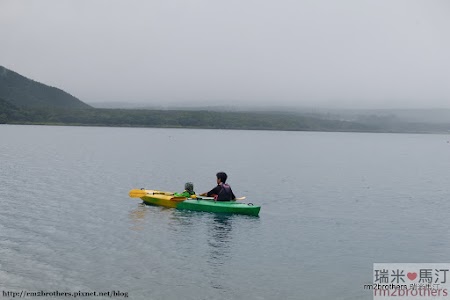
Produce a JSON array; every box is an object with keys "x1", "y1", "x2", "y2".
[
  {"x1": 129, "y1": 189, "x2": 187, "y2": 202},
  {"x1": 129, "y1": 189, "x2": 147, "y2": 198},
  {"x1": 129, "y1": 189, "x2": 245, "y2": 201},
  {"x1": 193, "y1": 196, "x2": 246, "y2": 201},
  {"x1": 129, "y1": 189, "x2": 174, "y2": 198}
]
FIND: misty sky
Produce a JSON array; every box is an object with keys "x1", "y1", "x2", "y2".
[{"x1": 1, "y1": 0, "x2": 449, "y2": 108}]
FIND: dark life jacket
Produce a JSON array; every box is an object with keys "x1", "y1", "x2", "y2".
[{"x1": 216, "y1": 183, "x2": 232, "y2": 201}]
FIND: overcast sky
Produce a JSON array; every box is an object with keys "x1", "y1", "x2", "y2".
[{"x1": 1, "y1": 0, "x2": 449, "y2": 108}]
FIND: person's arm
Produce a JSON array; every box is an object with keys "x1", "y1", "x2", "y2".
[
  {"x1": 200, "y1": 186, "x2": 220, "y2": 197},
  {"x1": 231, "y1": 189, "x2": 236, "y2": 200},
  {"x1": 207, "y1": 185, "x2": 221, "y2": 197}
]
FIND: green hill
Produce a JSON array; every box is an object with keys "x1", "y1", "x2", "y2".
[
  {"x1": 0, "y1": 66, "x2": 91, "y2": 109},
  {"x1": 0, "y1": 97, "x2": 23, "y2": 123}
]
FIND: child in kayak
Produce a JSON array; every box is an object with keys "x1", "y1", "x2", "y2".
[
  {"x1": 174, "y1": 182, "x2": 196, "y2": 198},
  {"x1": 200, "y1": 172, "x2": 236, "y2": 201}
]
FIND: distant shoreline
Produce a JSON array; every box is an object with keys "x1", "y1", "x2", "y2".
[
  {"x1": 3, "y1": 120, "x2": 450, "y2": 135},
  {"x1": 2, "y1": 64, "x2": 450, "y2": 135}
]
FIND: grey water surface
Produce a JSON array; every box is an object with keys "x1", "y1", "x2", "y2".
[{"x1": 1, "y1": 125, "x2": 450, "y2": 300}]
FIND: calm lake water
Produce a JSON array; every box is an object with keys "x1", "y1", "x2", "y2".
[{"x1": 1, "y1": 125, "x2": 450, "y2": 299}]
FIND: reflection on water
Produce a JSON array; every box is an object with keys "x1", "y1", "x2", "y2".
[
  {"x1": 128, "y1": 203, "x2": 149, "y2": 231},
  {"x1": 207, "y1": 215, "x2": 233, "y2": 260},
  {"x1": 206, "y1": 215, "x2": 234, "y2": 290},
  {"x1": 130, "y1": 205, "x2": 238, "y2": 291},
  {"x1": 167, "y1": 210, "x2": 196, "y2": 228}
]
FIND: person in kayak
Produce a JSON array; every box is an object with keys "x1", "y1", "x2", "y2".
[
  {"x1": 200, "y1": 172, "x2": 236, "y2": 201},
  {"x1": 174, "y1": 182, "x2": 196, "y2": 198}
]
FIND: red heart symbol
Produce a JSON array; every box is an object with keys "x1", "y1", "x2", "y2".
[{"x1": 407, "y1": 272, "x2": 417, "y2": 280}]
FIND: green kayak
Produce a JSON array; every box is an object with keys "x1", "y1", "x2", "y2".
[{"x1": 177, "y1": 199, "x2": 260, "y2": 216}]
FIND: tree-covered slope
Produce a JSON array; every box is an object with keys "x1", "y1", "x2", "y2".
[{"x1": 0, "y1": 66, "x2": 91, "y2": 109}]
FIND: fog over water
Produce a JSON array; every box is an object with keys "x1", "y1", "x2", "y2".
[{"x1": 1, "y1": 0, "x2": 449, "y2": 109}]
